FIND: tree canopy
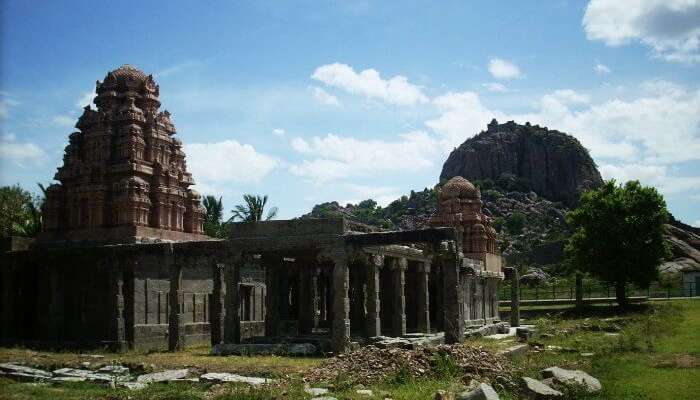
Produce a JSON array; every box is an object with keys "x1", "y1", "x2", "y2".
[
  {"x1": 565, "y1": 180, "x2": 670, "y2": 306},
  {"x1": 202, "y1": 195, "x2": 226, "y2": 238},
  {"x1": 0, "y1": 184, "x2": 42, "y2": 237},
  {"x1": 230, "y1": 194, "x2": 278, "y2": 222}
]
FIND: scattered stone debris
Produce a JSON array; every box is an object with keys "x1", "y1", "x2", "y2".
[
  {"x1": 369, "y1": 333, "x2": 445, "y2": 349},
  {"x1": 200, "y1": 372, "x2": 271, "y2": 385},
  {"x1": 541, "y1": 367, "x2": 601, "y2": 393},
  {"x1": 356, "y1": 389, "x2": 373, "y2": 396},
  {"x1": 307, "y1": 344, "x2": 511, "y2": 385},
  {"x1": 119, "y1": 381, "x2": 148, "y2": 390},
  {"x1": 211, "y1": 342, "x2": 318, "y2": 356},
  {"x1": 497, "y1": 344, "x2": 528, "y2": 359},
  {"x1": 457, "y1": 383, "x2": 500, "y2": 400},
  {"x1": 136, "y1": 369, "x2": 190, "y2": 383},
  {"x1": 97, "y1": 365, "x2": 130, "y2": 376},
  {"x1": 0, "y1": 363, "x2": 53, "y2": 381},
  {"x1": 52, "y1": 368, "x2": 118, "y2": 383},
  {"x1": 521, "y1": 377, "x2": 562, "y2": 398},
  {"x1": 305, "y1": 387, "x2": 330, "y2": 396}
]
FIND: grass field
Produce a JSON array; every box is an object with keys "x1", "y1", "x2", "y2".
[{"x1": 0, "y1": 300, "x2": 698, "y2": 399}]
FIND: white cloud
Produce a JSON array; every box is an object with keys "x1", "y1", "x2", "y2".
[
  {"x1": 184, "y1": 140, "x2": 278, "y2": 192},
  {"x1": 583, "y1": 0, "x2": 700, "y2": 63},
  {"x1": 76, "y1": 91, "x2": 95, "y2": 109},
  {"x1": 311, "y1": 63, "x2": 428, "y2": 106},
  {"x1": 594, "y1": 63, "x2": 612, "y2": 74},
  {"x1": 599, "y1": 163, "x2": 700, "y2": 197},
  {"x1": 0, "y1": 93, "x2": 19, "y2": 120},
  {"x1": 51, "y1": 115, "x2": 75, "y2": 127},
  {"x1": 488, "y1": 58, "x2": 522, "y2": 80},
  {"x1": 272, "y1": 128, "x2": 286, "y2": 137},
  {"x1": 289, "y1": 131, "x2": 438, "y2": 184},
  {"x1": 693, "y1": 219, "x2": 700, "y2": 227},
  {"x1": 482, "y1": 83, "x2": 509, "y2": 92},
  {"x1": 311, "y1": 86, "x2": 341, "y2": 106},
  {"x1": 341, "y1": 184, "x2": 402, "y2": 207},
  {"x1": 0, "y1": 134, "x2": 47, "y2": 168}
]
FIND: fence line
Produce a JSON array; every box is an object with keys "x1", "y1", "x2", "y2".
[{"x1": 499, "y1": 281, "x2": 697, "y2": 301}]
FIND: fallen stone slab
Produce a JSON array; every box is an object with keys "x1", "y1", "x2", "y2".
[
  {"x1": 50, "y1": 376, "x2": 87, "y2": 383},
  {"x1": 0, "y1": 363, "x2": 52, "y2": 379},
  {"x1": 200, "y1": 372, "x2": 271, "y2": 385},
  {"x1": 120, "y1": 381, "x2": 148, "y2": 390},
  {"x1": 136, "y1": 369, "x2": 190, "y2": 383},
  {"x1": 541, "y1": 366, "x2": 601, "y2": 393},
  {"x1": 305, "y1": 387, "x2": 330, "y2": 396},
  {"x1": 497, "y1": 344, "x2": 528, "y2": 358},
  {"x1": 1, "y1": 371, "x2": 52, "y2": 382},
  {"x1": 522, "y1": 377, "x2": 562, "y2": 399},
  {"x1": 464, "y1": 322, "x2": 510, "y2": 339},
  {"x1": 97, "y1": 365, "x2": 130, "y2": 375},
  {"x1": 52, "y1": 368, "x2": 116, "y2": 383},
  {"x1": 457, "y1": 383, "x2": 500, "y2": 400}
]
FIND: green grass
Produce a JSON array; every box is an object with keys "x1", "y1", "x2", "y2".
[{"x1": 1, "y1": 301, "x2": 698, "y2": 399}]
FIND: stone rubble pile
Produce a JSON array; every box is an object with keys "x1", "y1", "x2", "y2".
[
  {"x1": 0, "y1": 362, "x2": 272, "y2": 390},
  {"x1": 307, "y1": 344, "x2": 511, "y2": 384}
]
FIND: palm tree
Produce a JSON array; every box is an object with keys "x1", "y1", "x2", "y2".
[
  {"x1": 229, "y1": 194, "x2": 278, "y2": 222},
  {"x1": 202, "y1": 195, "x2": 224, "y2": 237}
]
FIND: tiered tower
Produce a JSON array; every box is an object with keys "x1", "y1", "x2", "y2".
[
  {"x1": 42, "y1": 65, "x2": 207, "y2": 243},
  {"x1": 429, "y1": 176, "x2": 498, "y2": 260}
]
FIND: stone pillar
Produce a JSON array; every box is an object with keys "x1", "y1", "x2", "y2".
[
  {"x1": 299, "y1": 267, "x2": 319, "y2": 334},
  {"x1": 168, "y1": 259, "x2": 185, "y2": 351},
  {"x1": 505, "y1": 267, "x2": 520, "y2": 327},
  {"x1": 366, "y1": 254, "x2": 382, "y2": 338},
  {"x1": 264, "y1": 255, "x2": 281, "y2": 337},
  {"x1": 210, "y1": 259, "x2": 225, "y2": 345},
  {"x1": 279, "y1": 270, "x2": 290, "y2": 320},
  {"x1": 107, "y1": 259, "x2": 127, "y2": 352},
  {"x1": 441, "y1": 248, "x2": 464, "y2": 344},
  {"x1": 224, "y1": 255, "x2": 241, "y2": 343},
  {"x1": 391, "y1": 257, "x2": 407, "y2": 337},
  {"x1": 416, "y1": 260, "x2": 431, "y2": 333},
  {"x1": 331, "y1": 253, "x2": 350, "y2": 353}
]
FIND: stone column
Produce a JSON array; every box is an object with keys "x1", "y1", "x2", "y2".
[
  {"x1": 107, "y1": 258, "x2": 127, "y2": 352},
  {"x1": 210, "y1": 258, "x2": 225, "y2": 345},
  {"x1": 365, "y1": 254, "x2": 382, "y2": 338},
  {"x1": 441, "y1": 248, "x2": 464, "y2": 344},
  {"x1": 168, "y1": 258, "x2": 185, "y2": 351},
  {"x1": 331, "y1": 252, "x2": 350, "y2": 353},
  {"x1": 224, "y1": 254, "x2": 242, "y2": 343},
  {"x1": 505, "y1": 267, "x2": 520, "y2": 327},
  {"x1": 299, "y1": 267, "x2": 319, "y2": 334},
  {"x1": 264, "y1": 255, "x2": 281, "y2": 337},
  {"x1": 416, "y1": 259, "x2": 431, "y2": 333},
  {"x1": 391, "y1": 257, "x2": 407, "y2": 337}
]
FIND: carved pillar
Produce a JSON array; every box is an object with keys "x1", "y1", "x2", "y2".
[
  {"x1": 441, "y1": 247, "x2": 464, "y2": 344},
  {"x1": 366, "y1": 254, "x2": 382, "y2": 338},
  {"x1": 264, "y1": 255, "x2": 281, "y2": 337},
  {"x1": 416, "y1": 259, "x2": 431, "y2": 333},
  {"x1": 168, "y1": 258, "x2": 185, "y2": 351},
  {"x1": 210, "y1": 258, "x2": 225, "y2": 345},
  {"x1": 299, "y1": 267, "x2": 319, "y2": 334},
  {"x1": 107, "y1": 257, "x2": 127, "y2": 352},
  {"x1": 330, "y1": 251, "x2": 350, "y2": 353},
  {"x1": 391, "y1": 257, "x2": 407, "y2": 337},
  {"x1": 224, "y1": 254, "x2": 241, "y2": 343}
]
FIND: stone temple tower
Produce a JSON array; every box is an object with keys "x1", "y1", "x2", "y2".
[
  {"x1": 429, "y1": 176, "x2": 501, "y2": 270},
  {"x1": 41, "y1": 65, "x2": 207, "y2": 243}
]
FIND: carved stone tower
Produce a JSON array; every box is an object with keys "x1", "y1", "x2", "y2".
[{"x1": 41, "y1": 65, "x2": 207, "y2": 243}]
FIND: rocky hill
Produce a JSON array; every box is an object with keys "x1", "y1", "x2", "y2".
[
  {"x1": 303, "y1": 121, "x2": 699, "y2": 276},
  {"x1": 441, "y1": 119, "x2": 602, "y2": 207}
]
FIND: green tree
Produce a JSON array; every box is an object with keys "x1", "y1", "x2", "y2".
[
  {"x1": 229, "y1": 194, "x2": 278, "y2": 222},
  {"x1": 202, "y1": 195, "x2": 225, "y2": 238},
  {"x1": 565, "y1": 180, "x2": 670, "y2": 307},
  {"x1": 505, "y1": 212, "x2": 526, "y2": 234},
  {"x1": 0, "y1": 184, "x2": 42, "y2": 237}
]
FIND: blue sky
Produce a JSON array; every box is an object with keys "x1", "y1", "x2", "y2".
[{"x1": 1, "y1": 0, "x2": 699, "y2": 226}]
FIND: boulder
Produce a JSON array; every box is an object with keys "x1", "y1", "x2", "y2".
[
  {"x1": 457, "y1": 383, "x2": 500, "y2": 400},
  {"x1": 136, "y1": 369, "x2": 189, "y2": 383},
  {"x1": 200, "y1": 372, "x2": 270, "y2": 385},
  {"x1": 540, "y1": 366, "x2": 601, "y2": 393},
  {"x1": 521, "y1": 377, "x2": 562, "y2": 398}
]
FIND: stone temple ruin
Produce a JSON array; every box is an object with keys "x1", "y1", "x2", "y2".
[{"x1": 0, "y1": 65, "x2": 504, "y2": 354}]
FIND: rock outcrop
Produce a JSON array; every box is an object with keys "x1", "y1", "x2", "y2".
[{"x1": 440, "y1": 120, "x2": 602, "y2": 207}]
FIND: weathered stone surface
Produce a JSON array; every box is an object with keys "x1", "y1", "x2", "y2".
[
  {"x1": 457, "y1": 383, "x2": 500, "y2": 400},
  {"x1": 521, "y1": 377, "x2": 562, "y2": 398},
  {"x1": 136, "y1": 369, "x2": 190, "y2": 383},
  {"x1": 0, "y1": 363, "x2": 52, "y2": 379},
  {"x1": 120, "y1": 381, "x2": 148, "y2": 390},
  {"x1": 53, "y1": 368, "x2": 115, "y2": 382},
  {"x1": 440, "y1": 120, "x2": 602, "y2": 207},
  {"x1": 97, "y1": 365, "x2": 130, "y2": 375},
  {"x1": 541, "y1": 366, "x2": 601, "y2": 393},
  {"x1": 496, "y1": 344, "x2": 528, "y2": 358},
  {"x1": 305, "y1": 387, "x2": 330, "y2": 396},
  {"x1": 200, "y1": 372, "x2": 270, "y2": 385},
  {"x1": 356, "y1": 389, "x2": 373, "y2": 396},
  {"x1": 50, "y1": 376, "x2": 87, "y2": 383},
  {"x1": 288, "y1": 343, "x2": 317, "y2": 356}
]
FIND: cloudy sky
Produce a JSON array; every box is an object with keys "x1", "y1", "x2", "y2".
[{"x1": 1, "y1": 0, "x2": 699, "y2": 226}]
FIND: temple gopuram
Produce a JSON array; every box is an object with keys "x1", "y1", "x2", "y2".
[
  {"x1": 1, "y1": 65, "x2": 505, "y2": 354},
  {"x1": 41, "y1": 65, "x2": 207, "y2": 243}
]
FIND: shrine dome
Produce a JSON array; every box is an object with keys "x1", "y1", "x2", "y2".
[
  {"x1": 100, "y1": 65, "x2": 153, "y2": 90},
  {"x1": 440, "y1": 176, "x2": 480, "y2": 200}
]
